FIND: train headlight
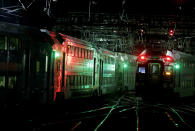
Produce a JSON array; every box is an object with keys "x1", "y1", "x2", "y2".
[{"x1": 165, "y1": 71, "x2": 171, "y2": 76}]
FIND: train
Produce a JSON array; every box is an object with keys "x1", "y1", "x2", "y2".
[
  {"x1": 0, "y1": 22, "x2": 137, "y2": 105},
  {"x1": 135, "y1": 46, "x2": 195, "y2": 97}
]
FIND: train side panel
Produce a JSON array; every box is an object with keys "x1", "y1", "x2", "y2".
[{"x1": 173, "y1": 51, "x2": 195, "y2": 97}]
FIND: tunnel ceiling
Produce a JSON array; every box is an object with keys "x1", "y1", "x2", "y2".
[{"x1": 1, "y1": 0, "x2": 195, "y2": 53}]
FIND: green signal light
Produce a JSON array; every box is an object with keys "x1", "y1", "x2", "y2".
[
  {"x1": 123, "y1": 63, "x2": 127, "y2": 68},
  {"x1": 174, "y1": 64, "x2": 180, "y2": 69}
]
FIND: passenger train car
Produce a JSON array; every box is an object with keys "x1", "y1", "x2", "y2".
[
  {"x1": 49, "y1": 32, "x2": 137, "y2": 102},
  {"x1": 173, "y1": 50, "x2": 195, "y2": 97},
  {"x1": 0, "y1": 22, "x2": 137, "y2": 105},
  {"x1": 135, "y1": 47, "x2": 195, "y2": 97},
  {"x1": 0, "y1": 22, "x2": 53, "y2": 104}
]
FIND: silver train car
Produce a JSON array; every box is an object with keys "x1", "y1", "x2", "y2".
[{"x1": 135, "y1": 48, "x2": 195, "y2": 97}]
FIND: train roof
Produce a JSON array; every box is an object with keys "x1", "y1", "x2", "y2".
[
  {"x1": 60, "y1": 34, "x2": 98, "y2": 49},
  {"x1": 0, "y1": 22, "x2": 52, "y2": 42},
  {"x1": 172, "y1": 50, "x2": 195, "y2": 61},
  {"x1": 140, "y1": 49, "x2": 173, "y2": 56}
]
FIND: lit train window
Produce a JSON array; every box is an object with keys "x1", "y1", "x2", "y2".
[
  {"x1": 0, "y1": 36, "x2": 5, "y2": 50},
  {"x1": 36, "y1": 61, "x2": 40, "y2": 73},
  {"x1": 0, "y1": 76, "x2": 5, "y2": 88},
  {"x1": 138, "y1": 67, "x2": 145, "y2": 73},
  {"x1": 150, "y1": 64, "x2": 160, "y2": 74}
]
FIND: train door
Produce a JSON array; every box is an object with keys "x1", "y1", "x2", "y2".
[
  {"x1": 56, "y1": 52, "x2": 65, "y2": 102},
  {"x1": 148, "y1": 63, "x2": 162, "y2": 85},
  {"x1": 51, "y1": 50, "x2": 63, "y2": 102}
]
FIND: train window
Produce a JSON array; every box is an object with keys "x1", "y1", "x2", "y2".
[
  {"x1": 90, "y1": 51, "x2": 93, "y2": 59},
  {"x1": 8, "y1": 76, "x2": 16, "y2": 89},
  {"x1": 82, "y1": 49, "x2": 85, "y2": 58},
  {"x1": 88, "y1": 50, "x2": 91, "y2": 59},
  {"x1": 67, "y1": 45, "x2": 71, "y2": 56},
  {"x1": 45, "y1": 55, "x2": 48, "y2": 72},
  {"x1": 84, "y1": 76, "x2": 87, "y2": 85},
  {"x1": 79, "y1": 48, "x2": 82, "y2": 58},
  {"x1": 138, "y1": 67, "x2": 145, "y2": 73},
  {"x1": 75, "y1": 47, "x2": 78, "y2": 57},
  {"x1": 80, "y1": 76, "x2": 83, "y2": 86},
  {"x1": 71, "y1": 46, "x2": 75, "y2": 56},
  {"x1": 87, "y1": 76, "x2": 89, "y2": 85},
  {"x1": 9, "y1": 37, "x2": 19, "y2": 50},
  {"x1": 36, "y1": 61, "x2": 40, "y2": 73},
  {"x1": 67, "y1": 76, "x2": 70, "y2": 86},
  {"x1": 70, "y1": 76, "x2": 74, "y2": 86},
  {"x1": 85, "y1": 50, "x2": 88, "y2": 59},
  {"x1": 0, "y1": 36, "x2": 6, "y2": 50},
  {"x1": 165, "y1": 66, "x2": 173, "y2": 71},
  {"x1": 70, "y1": 46, "x2": 73, "y2": 56},
  {"x1": 74, "y1": 76, "x2": 77, "y2": 86},
  {"x1": 83, "y1": 76, "x2": 85, "y2": 85},
  {"x1": 0, "y1": 76, "x2": 5, "y2": 88},
  {"x1": 78, "y1": 76, "x2": 80, "y2": 86},
  {"x1": 151, "y1": 64, "x2": 159, "y2": 74}
]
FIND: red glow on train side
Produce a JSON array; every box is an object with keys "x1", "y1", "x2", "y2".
[{"x1": 164, "y1": 56, "x2": 174, "y2": 62}]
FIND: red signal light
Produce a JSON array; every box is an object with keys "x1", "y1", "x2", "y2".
[
  {"x1": 164, "y1": 56, "x2": 174, "y2": 62},
  {"x1": 140, "y1": 55, "x2": 146, "y2": 60},
  {"x1": 137, "y1": 55, "x2": 147, "y2": 62},
  {"x1": 169, "y1": 29, "x2": 174, "y2": 36}
]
